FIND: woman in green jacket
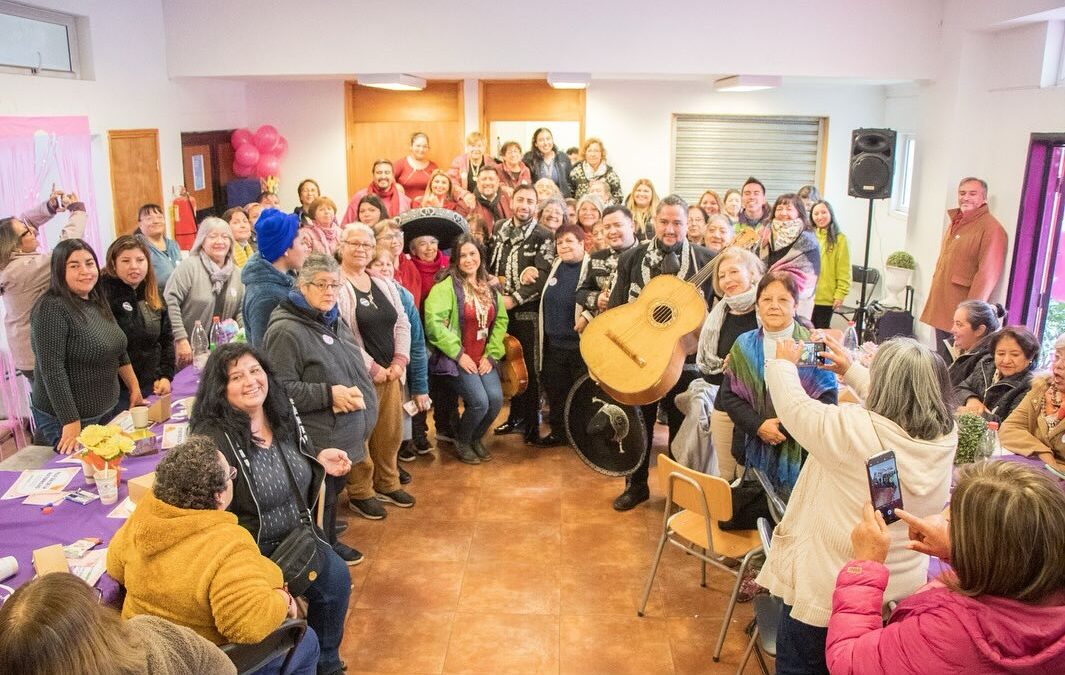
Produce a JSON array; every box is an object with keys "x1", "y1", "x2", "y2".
[
  {"x1": 810, "y1": 200, "x2": 851, "y2": 329},
  {"x1": 423, "y1": 234, "x2": 508, "y2": 464}
]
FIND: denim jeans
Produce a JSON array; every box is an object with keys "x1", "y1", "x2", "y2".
[
  {"x1": 302, "y1": 540, "x2": 351, "y2": 674},
  {"x1": 775, "y1": 603, "x2": 829, "y2": 675},
  {"x1": 30, "y1": 406, "x2": 111, "y2": 448},
  {"x1": 453, "y1": 368, "x2": 504, "y2": 444},
  {"x1": 253, "y1": 625, "x2": 320, "y2": 675}
]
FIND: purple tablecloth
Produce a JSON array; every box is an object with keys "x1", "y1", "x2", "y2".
[{"x1": 0, "y1": 367, "x2": 199, "y2": 603}]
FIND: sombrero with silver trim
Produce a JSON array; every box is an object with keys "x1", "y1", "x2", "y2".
[
  {"x1": 564, "y1": 374, "x2": 648, "y2": 477},
  {"x1": 396, "y1": 207, "x2": 468, "y2": 251}
]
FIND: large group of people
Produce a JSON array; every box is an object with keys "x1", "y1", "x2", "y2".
[{"x1": 1, "y1": 126, "x2": 1064, "y2": 675}]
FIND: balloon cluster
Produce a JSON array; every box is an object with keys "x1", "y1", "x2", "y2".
[{"x1": 231, "y1": 125, "x2": 288, "y2": 179}]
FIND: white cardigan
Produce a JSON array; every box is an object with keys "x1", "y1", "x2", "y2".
[{"x1": 756, "y1": 359, "x2": 957, "y2": 627}]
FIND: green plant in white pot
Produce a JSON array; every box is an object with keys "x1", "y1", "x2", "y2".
[{"x1": 883, "y1": 251, "x2": 916, "y2": 308}]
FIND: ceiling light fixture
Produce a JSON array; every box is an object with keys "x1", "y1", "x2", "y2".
[
  {"x1": 713, "y1": 74, "x2": 782, "y2": 92},
  {"x1": 547, "y1": 72, "x2": 591, "y2": 89},
  {"x1": 357, "y1": 74, "x2": 426, "y2": 91}
]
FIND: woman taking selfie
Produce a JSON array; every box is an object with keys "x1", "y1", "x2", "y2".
[
  {"x1": 0, "y1": 189, "x2": 85, "y2": 383},
  {"x1": 190, "y1": 343, "x2": 354, "y2": 675},
  {"x1": 101, "y1": 235, "x2": 175, "y2": 409},
  {"x1": 30, "y1": 239, "x2": 141, "y2": 451},
  {"x1": 759, "y1": 335, "x2": 957, "y2": 673},
  {"x1": 826, "y1": 461, "x2": 1065, "y2": 673},
  {"x1": 423, "y1": 235, "x2": 508, "y2": 464}
]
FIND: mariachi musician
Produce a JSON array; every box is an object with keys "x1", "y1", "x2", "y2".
[
  {"x1": 575, "y1": 204, "x2": 641, "y2": 332},
  {"x1": 486, "y1": 183, "x2": 555, "y2": 444},
  {"x1": 607, "y1": 194, "x2": 715, "y2": 511}
]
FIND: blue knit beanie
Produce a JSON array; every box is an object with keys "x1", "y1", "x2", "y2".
[{"x1": 255, "y1": 209, "x2": 300, "y2": 262}]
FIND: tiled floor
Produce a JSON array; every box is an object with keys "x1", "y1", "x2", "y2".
[{"x1": 336, "y1": 417, "x2": 759, "y2": 675}]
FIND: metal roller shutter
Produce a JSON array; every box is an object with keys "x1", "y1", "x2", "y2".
[{"x1": 672, "y1": 114, "x2": 825, "y2": 203}]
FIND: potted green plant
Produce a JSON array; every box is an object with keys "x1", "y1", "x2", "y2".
[
  {"x1": 883, "y1": 251, "x2": 916, "y2": 308},
  {"x1": 954, "y1": 412, "x2": 988, "y2": 465}
]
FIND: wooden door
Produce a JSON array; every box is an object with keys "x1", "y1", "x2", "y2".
[
  {"x1": 181, "y1": 130, "x2": 237, "y2": 221},
  {"x1": 108, "y1": 129, "x2": 163, "y2": 236},
  {"x1": 481, "y1": 80, "x2": 586, "y2": 155},
  {"x1": 344, "y1": 81, "x2": 465, "y2": 200}
]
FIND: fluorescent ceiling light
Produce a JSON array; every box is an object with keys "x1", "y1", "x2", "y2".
[
  {"x1": 713, "y1": 74, "x2": 782, "y2": 92},
  {"x1": 357, "y1": 74, "x2": 426, "y2": 91},
  {"x1": 548, "y1": 72, "x2": 590, "y2": 89}
]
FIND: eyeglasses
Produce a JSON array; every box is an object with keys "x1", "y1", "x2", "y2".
[
  {"x1": 307, "y1": 281, "x2": 342, "y2": 291},
  {"x1": 226, "y1": 466, "x2": 238, "y2": 482},
  {"x1": 343, "y1": 241, "x2": 375, "y2": 249}
]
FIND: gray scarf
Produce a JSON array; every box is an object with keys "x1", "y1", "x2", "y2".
[
  {"x1": 696, "y1": 286, "x2": 759, "y2": 375},
  {"x1": 199, "y1": 252, "x2": 234, "y2": 295}
]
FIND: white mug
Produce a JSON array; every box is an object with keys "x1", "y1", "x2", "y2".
[
  {"x1": 130, "y1": 406, "x2": 150, "y2": 429},
  {"x1": 0, "y1": 556, "x2": 18, "y2": 582}
]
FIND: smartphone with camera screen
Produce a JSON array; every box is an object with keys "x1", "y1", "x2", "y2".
[
  {"x1": 798, "y1": 342, "x2": 826, "y2": 367},
  {"x1": 866, "y1": 450, "x2": 903, "y2": 524}
]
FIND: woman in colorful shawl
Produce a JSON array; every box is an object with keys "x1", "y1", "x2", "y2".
[
  {"x1": 717, "y1": 271, "x2": 838, "y2": 498},
  {"x1": 759, "y1": 193, "x2": 821, "y2": 320}
]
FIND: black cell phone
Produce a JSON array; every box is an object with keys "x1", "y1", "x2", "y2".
[
  {"x1": 866, "y1": 450, "x2": 903, "y2": 524},
  {"x1": 798, "y1": 342, "x2": 826, "y2": 366}
]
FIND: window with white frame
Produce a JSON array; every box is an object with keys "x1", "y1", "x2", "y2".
[
  {"x1": 893, "y1": 134, "x2": 916, "y2": 214},
  {"x1": 0, "y1": 1, "x2": 82, "y2": 78}
]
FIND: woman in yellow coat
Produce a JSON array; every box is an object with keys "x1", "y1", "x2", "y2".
[
  {"x1": 107, "y1": 435, "x2": 322, "y2": 672},
  {"x1": 810, "y1": 200, "x2": 851, "y2": 329}
]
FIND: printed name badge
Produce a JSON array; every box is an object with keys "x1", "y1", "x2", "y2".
[
  {"x1": 322, "y1": 334, "x2": 334, "y2": 345},
  {"x1": 229, "y1": 287, "x2": 238, "y2": 298},
  {"x1": 359, "y1": 297, "x2": 370, "y2": 307},
  {"x1": 477, "y1": 328, "x2": 488, "y2": 340},
  {"x1": 121, "y1": 301, "x2": 133, "y2": 312},
  {"x1": 547, "y1": 277, "x2": 558, "y2": 287}
]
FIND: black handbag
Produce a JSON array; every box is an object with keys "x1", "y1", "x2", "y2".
[
  {"x1": 718, "y1": 472, "x2": 772, "y2": 531},
  {"x1": 227, "y1": 432, "x2": 322, "y2": 597}
]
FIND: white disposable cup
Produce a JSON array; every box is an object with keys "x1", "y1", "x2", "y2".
[
  {"x1": 130, "y1": 406, "x2": 150, "y2": 428},
  {"x1": 81, "y1": 459, "x2": 96, "y2": 484},
  {"x1": 0, "y1": 556, "x2": 17, "y2": 581},
  {"x1": 97, "y1": 469, "x2": 119, "y2": 505}
]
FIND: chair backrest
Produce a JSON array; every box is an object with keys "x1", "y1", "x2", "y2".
[
  {"x1": 756, "y1": 517, "x2": 774, "y2": 553},
  {"x1": 221, "y1": 618, "x2": 307, "y2": 675},
  {"x1": 749, "y1": 467, "x2": 786, "y2": 523},
  {"x1": 852, "y1": 265, "x2": 880, "y2": 287},
  {"x1": 656, "y1": 453, "x2": 734, "y2": 521}
]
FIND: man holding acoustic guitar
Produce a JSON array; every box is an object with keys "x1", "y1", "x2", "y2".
[
  {"x1": 603, "y1": 194, "x2": 716, "y2": 510},
  {"x1": 486, "y1": 183, "x2": 556, "y2": 444},
  {"x1": 575, "y1": 204, "x2": 640, "y2": 333}
]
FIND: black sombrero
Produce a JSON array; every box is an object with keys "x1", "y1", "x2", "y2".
[
  {"x1": 565, "y1": 374, "x2": 648, "y2": 477},
  {"x1": 396, "y1": 207, "x2": 468, "y2": 251}
]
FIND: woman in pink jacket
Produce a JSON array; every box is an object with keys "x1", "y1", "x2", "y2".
[{"x1": 826, "y1": 460, "x2": 1065, "y2": 674}]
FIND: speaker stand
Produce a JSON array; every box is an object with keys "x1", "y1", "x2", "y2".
[{"x1": 855, "y1": 198, "x2": 875, "y2": 340}]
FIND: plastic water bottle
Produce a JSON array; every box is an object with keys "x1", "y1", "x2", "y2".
[
  {"x1": 980, "y1": 422, "x2": 1001, "y2": 459},
  {"x1": 190, "y1": 321, "x2": 209, "y2": 371},
  {"x1": 843, "y1": 321, "x2": 860, "y2": 360},
  {"x1": 209, "y1": 315, "x2": 228, "y2": 350}
]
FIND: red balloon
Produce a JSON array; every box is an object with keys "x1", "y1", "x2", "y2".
[
  {"x1": 254, "y1": 125, "x2": 279, "y2": 153},
  {"x1": 233, "y1": 158, "x2": 254, "y2": 178},
  {"x1": 231, "y1": 128, "x2": 253, "y2": 148},
  {"x1": 256, "y1": 154, "x2": 281, "y2": 178},
  {"x1": 234, "y1": 143, "x2": 259, "y2": 167},
  {"x1": 274, "y1": 136, "x2": 288, "y2": 158}
]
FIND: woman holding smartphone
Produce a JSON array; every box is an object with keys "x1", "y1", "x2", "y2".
[{"x1": 759, "y1": 335, "x2": 957, "y2": 674}]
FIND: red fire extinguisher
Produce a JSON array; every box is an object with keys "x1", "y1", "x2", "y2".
[{"x1": 171, "y1": 186, "x2": 197, "y2": 250}]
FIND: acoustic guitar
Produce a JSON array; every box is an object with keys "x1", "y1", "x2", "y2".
[
  {"x1": 579, "y1": 230, "x2": 760, "y2": 406},
  {"x1": 498, "y1": 335, "x2": 529, "y2": 399}
]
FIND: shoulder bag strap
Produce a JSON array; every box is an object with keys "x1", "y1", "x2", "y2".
[{"x1": 275, "y1": 441, "x2": 315, "y2": 527}]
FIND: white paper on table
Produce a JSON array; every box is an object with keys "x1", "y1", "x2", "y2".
[
  {"x1": 106, "y1": 496, "x2": 136, "y2": 519},
  {"x1": 68, "y1": 548, "x2": 108, "y2": 586},
  {"x1": 22, "y1": 490, "x2": 70, "y2": 506},
  {"x1": 57, "y1": 454, "x2": 84, "y2": 464},
  {"x1": 161, "y1": 423, "x2": 189, "y2": 449},
  {"x1": 109, "y1": 410, "x2": 135, "y2": 433},
  {"x1": 1, "y1": 467, "x2": 80, "y2": 500}
]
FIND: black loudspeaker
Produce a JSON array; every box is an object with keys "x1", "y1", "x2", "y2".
[{"x1": 848, "y1": 128, "x2": 897, "y2": 199}]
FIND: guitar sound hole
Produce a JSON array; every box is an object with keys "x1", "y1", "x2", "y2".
[{"x1": 651, "y1": 304, "x2": 673, "y2": 325}]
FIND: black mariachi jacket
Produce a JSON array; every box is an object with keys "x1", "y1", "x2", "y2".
[
  {"x1": 99, "y1": 275, "x2": 175, "y2": 394},
  {"x1": 487, "y1": 219, "x2": 556, "y2": 313},
  {"x1": 575, "y1": 240, "x2": 639, "y2": 322}
]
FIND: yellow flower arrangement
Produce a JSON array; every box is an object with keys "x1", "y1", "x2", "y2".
[{"x1": 78, "y1": 424, "x2": 136, "y2": 463}]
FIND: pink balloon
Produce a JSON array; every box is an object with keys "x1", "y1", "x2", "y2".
[
  {"x1": 274, "y1": 136, "x2": 288, "y2": 158},
  {"x1": 234, "y1": 143, "x2": 259, "y2": 167},
  {"x1": 256, "y1": 154, "x2": 281, "y2": 178},
  {"x1": 233, "y1": 158, "x2": 255, "y2": 178},
  {"x1": 231, "y1": 128, "x2": 253, "y2": 148},
  {"x1": 254, "y1": 125, "x2": 279, "y2": 153}
]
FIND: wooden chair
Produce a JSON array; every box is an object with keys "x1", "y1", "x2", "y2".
[
  {"x1": 221, "y1": 618, "x2": 307, "y2": 675},
  {"x1": 638, "y1": 454, "x2": 764, "y2": 662},
  {"x1": 736, "y1": 517, "x2": 781, "y2": 674}
]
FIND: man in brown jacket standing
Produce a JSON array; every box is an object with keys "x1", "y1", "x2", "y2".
[{"x1": 920, "y1": 177, "x2": 1008, "y2": 361}]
